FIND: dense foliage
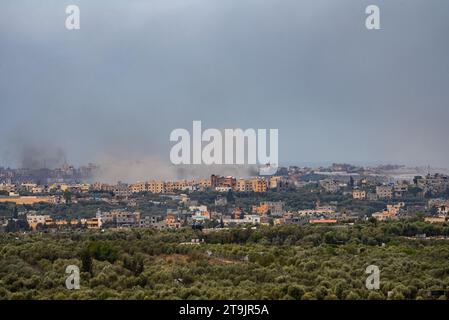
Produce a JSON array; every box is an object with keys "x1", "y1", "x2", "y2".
[{"x1": 1, "y1": 222, "x2": 449, "y2": 300}]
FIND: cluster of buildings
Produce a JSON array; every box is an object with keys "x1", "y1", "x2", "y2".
[
  {"x1": 320, "y1": 179, "x2": 348, "y2": 193},
  {"x1": 369, "y1": 198, "x2": 449, "y2": 223},
  {"x1": 218, "y1": 202, "x2": 285, "y2": 226},
  {"x1": 2, "y1": 163, "x2": 449, "y2": 232},
  {"x1": 26, "y1": 213, "x2": 102, "y2": 230},
  {"x1": 414, "y1": 174, "x2": 449, "y2": 195},
  {"x1": 24, "y1": 210, "x2": 151, "y2": 231},
  {"x1": 0, "y1": 174, "x2": 290, "y2": 201},
  {"x1": 0, "y1": 181, "x2": 91, "y2": 196},
  {"x1": 126, "y1": 180, "x2": 210, "y2": 194},
  {"x1": 2, "y1": 166, "x2": 447, "y2": 203},
  {"x1": 424, "y1": 199, "x2": 449, "y2": 223},
  {"x1": 124, "y1": 175, "x2": 289, "y2": 195},
  {"x1": 211, "y1": 175, "x2": 288, "y2": 192},
  {"x1": 351, "y1": 183, "x2": 410, "y2": 201},
  {"x1": 206, "y1": 199, "x2": 346, "y2": 227},
  {"x1": 352, "y1": 185, "x2": 396, "y2": 200},
  {"x1": 94, "y1": 175, "x2": 288, "y2": 196},
  {"x1": 349, "y1": 174, "x2": 449, "y2": 202},
  {"x1": 0, "y1": 164, "x2": 98, "y2": 185}
]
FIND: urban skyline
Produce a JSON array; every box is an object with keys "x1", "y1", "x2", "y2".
[{"x1": 1, "y1": 0, "x2": 449, "y2": 172}]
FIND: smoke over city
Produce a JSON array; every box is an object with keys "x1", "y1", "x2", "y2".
[
  {"x1": 1, "y1": 0, "x2": 449, "y2": 180},
  {"x1": 92, "y1": 155, "x2": 257, "y2": 183},
  {"x1": 19, "y1": 145, "x2": 66, "y2": 170}
]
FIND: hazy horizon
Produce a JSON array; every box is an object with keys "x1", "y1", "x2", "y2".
[{"x1": 1, "y1": 0, "x2": 449, "y2": 180}]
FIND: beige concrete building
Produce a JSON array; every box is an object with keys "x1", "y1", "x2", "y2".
[
  {"x1": 376, "y1": 185, "x2": 393, "y2": 199},
  {"x1": 251, "y1": 178, "x2": 268, "y2": 193},
  {"x1": 352, "y1": 189, "x2": 366, "y2": 200},
  {"x1": 147, "y1": 181, "x2": 165, "y2": 194},
  {"x1": 130, "y1": 182, "x2": 147, "y2": 193}
]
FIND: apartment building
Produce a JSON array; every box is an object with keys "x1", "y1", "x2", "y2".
[
  {"x1": 130, "y1": 182, "x2": 147, "y2": 193},
  {"x1": 393, "y1": 182, "x2": 409, "y2": 198},
  {"x1": 31, "y1": 186, "x2": 45, "y2": 194},
  {"x1": 0, "y1": 183, "x2": 15, "y2": 193},
  {"x1": 252, "y1": 202, "x2": 270, "y2": 215},
  {"x1": 83, "y1": 218, "x2": 102, "y2": 229},
  {"x1": 376, "y1": 185, "x2": 393, "y2": 199},
  {"x1": 97, "y1": 209, "x2": 140, "y2": 227},
  {"x1": 428, "y1": 199, "x2": 449, "y2": 215},
  {"x1": 21, "y1": 183, "x2": 37, "y2": 191},
  {"x1": 371, "y1": 203, "x2": 404, "y2": 221},
  {"x1": 252, "y1": 201, "x2": 284, "y2": 216},
  {"x1": 114, "y1": 183, "x2": 131, "y2": 197},
  {"x1": 165, "y1": 180, "x2": 192, "y2": 192},
  {"x1": 352, "y1": 189, "x2": 366, "y2": 200},
  {"x1": 268, "y1": 176, "x2": 290, "y2": 191},
  {"x1": 222, "y1": 214, "x2": 261, "y2": 226},
  {"x1": 26, "y1": 214, "x2": 51, "y2": 230},
  {"x1": 91, "y1": 183, "x2": 115, "y2": 192},
  {"x1": 251, "y1": 178, "x2": 268, "y2": 193},
  {"x1": 147, "y1": 181, "x2": 165, "y2": 194},
  {"x1": 236, "y1": 177, "x2": 268, "y2": 193},
  {"x1": 197, "y1": 179, "x2": 212, "y2": 189},
  {"x1": 165, "y1": 213, "x2": 182, "y2": 229},
  {"x1": 210, "y1": 175, "x2": 237, "y2": 190},
  {"x1": 237, "y1": 179, "x2": 253, "y2": 192},
  {"x1": 320, "y1": 179, "x2": 341, "y2": 193},
  {"x1": 116, "y1": 211, "x2": 141, "y2": 227},
  {"x1": 139, "y1": 215, "x2": 162, "y2": 228}
]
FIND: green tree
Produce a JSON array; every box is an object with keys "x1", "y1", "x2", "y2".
[
  {"x1": 63, "y1": 190, "x2": 72, "y2": 204},
  {"x1": 226, "y1": 189, "x2": 235, "y2": 204},
  {"x1": 80, "y1": 250, "x2": 93, "y2": 274}
]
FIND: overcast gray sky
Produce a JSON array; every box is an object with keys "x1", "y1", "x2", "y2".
[{"x1": 1, "y1": 0, "x2": 449, "y2": 177}]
